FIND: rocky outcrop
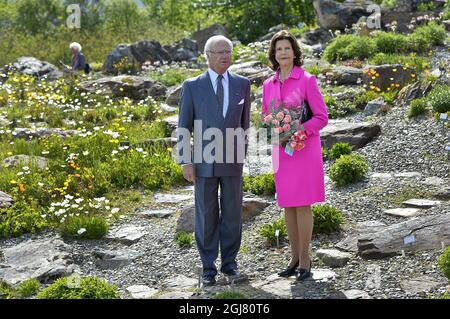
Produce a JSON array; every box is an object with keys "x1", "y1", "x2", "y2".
[{"x1": 192, "y1": 23, "x2": 228, "y2": 52}]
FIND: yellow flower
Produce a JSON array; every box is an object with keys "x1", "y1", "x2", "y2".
[
  {"x1": 392, "y1": 68, "x2": 397, "y2": 72},
  {"x1": 7, "y1": 151, "x2": 13, "y2": 156},
  {"x1": 109, "y1": 139, "x2": 119, "y2": 144},
  {"x1": 411, "y1": 74, "x2": 416, "y2": 78}
]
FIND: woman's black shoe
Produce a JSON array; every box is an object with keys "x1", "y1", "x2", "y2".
[
  {"x1": 295, "y1": 260, "x2": 312, "y2": 282},
  {"x1": 278, "y1": 261, "x2": 299, "y2": 277}
]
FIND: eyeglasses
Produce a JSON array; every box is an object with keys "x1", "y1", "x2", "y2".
[{"x1": 207, "y1": 50, "x2": 232, "y2": 56}]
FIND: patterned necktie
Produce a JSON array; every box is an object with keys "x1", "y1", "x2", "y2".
[{"x1": 216, "y1": 74, "x2": 224, "y2": 116}]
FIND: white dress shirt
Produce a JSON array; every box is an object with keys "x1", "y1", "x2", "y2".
[{"x1": 208, "y1": 68, "x2": 229, "y2": 118}]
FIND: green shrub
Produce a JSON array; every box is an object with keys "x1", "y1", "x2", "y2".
[
  {"x1": 0, "y1": 282, "x2": 14, "y2": 299},
  {"x1": 428, "y1": 85, "x2": 450, "y2": 113},
  {"x1": 324, "y1": 95, "x2": 357, "y2": 119},
  {"x1": 329, "y1": 154, "x2": 369, "y2": 187},
  {"x1": 243, "y1": 174, "x2": 275, "y2": 196},
  {"x1": 59, "y1": 215, "x2": 109, "y2": 239},
  {"x1": 260, "y1": 218, "x2": 287, "y2": 246},
  {"x1": 411, "y1": 22, "x2": 446, "y2": 48},
  {"x1": 0, "y1": 201, "x2": 48, "y2": 238},
  {"x1": 175, "y1": 231, "x2": 194, "y2": 248},
  {"x1": 36, "y1": 276, "x2": 120, "y2": 299},
  {"x1": 17, "y1": 279, "x2": 41, "y2": 298},
  {"x1": 312, "y1": 204, "x2": 344, "y2": 234},
  {"x1": 438, "y1": 247, "x2": 450, "y2": 280},
  {"x1": 214, "y1": 290, "x2": 247, "y2": 299},
  {"x1": 408, "y1": 98, "x2": 428, "y2": 118},
  {"x1": 323, "y1": 34, "x2": 377, "y2": 62},
  {"x1": 374, "y1": 32, "x2": 409, "y2": 54},
  {"x1": 328, "y1": 142, "x2": 353, "y2": 160},
  {"x1": 368, "y1": 52, "x2": 430, "y2": 74}
]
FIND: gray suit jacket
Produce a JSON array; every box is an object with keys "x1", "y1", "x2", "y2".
[{"x1": 177, "y1": 71, "x2": 251, "y2": 177}]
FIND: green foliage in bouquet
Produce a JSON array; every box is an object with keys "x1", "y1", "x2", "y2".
[
  {"x1": 312, "y1": 204, "x2": 344, "y2": 234},
  {"x1": 243, "y1": 174, "x2": 275, "y2": 196},
  {"x1": 328, "y1": 142, "x2": 353, "y2": 160},
  {"x1": 36, "y1": 276, "x2": 120, "y2": 299},
  {"x1": 329, "y1": 154, "x2": 369, "y2": 187},
  {"x1": 260, "y1": 218, "x2": 287, "y2": 246}
]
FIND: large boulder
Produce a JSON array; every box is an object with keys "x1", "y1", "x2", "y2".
[
  {"x1": 0, "y1": 238, "x2": 77, "y2": 286},
  {"x1": 301, "y1": 28, "x2": 333, "y2": 46},
  {"x1": 163, "y1": 38, "x2": 201, "y2": 62},
  {"x1": 0, "y1": 191, "x2": 13, "y2": 209},
  {"x1": 229, "y1": 61, "x2": 274, "y2": 86},
  {"x1": 80, "y1": 75, "x2": 167, "y2": 100},
  {"x1": 313, "y1": 0, "x2": 372, "y2": 30},
  {"x1": 396, "y1": 81, "x2": 433, "y2": 107},
  {"x1": 165, "y1": 85, "x2": 183, "y2": 107},
  {"x1": 362, "y1": 64, "x2": 415, "y2": 92},
  {"x1": 320, "y1": 121, "x2": 381, "y2": 150},
  {"x1": 326, "y1": 66, "x2": 363, "y2": 86},
  {"x1": 5, "y1": 57, "x2": 62, "y2": 80},
  {"x1": 103, "y1": 41, "x2": 172, "y2": 74},
  {"x1": 192, "y1": 23, "x2": 228, "y2": 52},
  {"x1": 3, "y1": 154, "x2": 48, "y2": 170}
]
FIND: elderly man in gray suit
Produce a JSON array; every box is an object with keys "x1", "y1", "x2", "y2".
[{"x1": 177, "y1": 35, "x2": 251, "y2": 286}]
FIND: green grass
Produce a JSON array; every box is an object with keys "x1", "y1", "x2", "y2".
[
  {"x1": 214, "y1": 290, "x2": 248, "y2": 299},
  {"x1": 59, "y1": 215, "x2": 109, "y2": 239},
  {"x1": 175, "y1": 231, "x2": 194, "y2": 248},
  {"x1": 17, "y1": 279, "x2": 41, "y2": 298}
]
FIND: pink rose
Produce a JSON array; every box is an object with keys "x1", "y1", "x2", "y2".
[
  {"x1": 282, "y1": 124, "x2": 291, "y2": 132},
  {"x1": 263, "y1": 114, "x2": 273, "y2": 122},
  {"x1": 274, "y1": 127, "x2": 283, "y2": 134},
  {"x1": 276, "y1": 112, "x2": 284, "y2": 120},
  {"x1": 284, "y1": 115, "x2": 292, "y2": 123},
  {"x1": 290, "y1": 141, "x2": 297, "y2": 148},
  {"x1": 271, "y1": 119, "x2": 280, "y2": 126},
  {"x1": 294, "y1": 141, "x2": 305, "y2": 151}
]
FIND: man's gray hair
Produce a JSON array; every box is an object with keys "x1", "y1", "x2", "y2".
[
  {"x1": 69, "y1": 42, "x2": 82, "y2": 52},
  {"x1": 204, "y1": 35, "x2": 233, "y2": 61}
]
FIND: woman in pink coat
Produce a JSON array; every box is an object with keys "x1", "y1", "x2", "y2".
[{"x1": 262, "y1": 30, "x2": 328, "y2": 281}]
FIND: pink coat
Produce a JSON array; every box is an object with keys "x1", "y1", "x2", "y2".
[{"x1": 262, "y1": 66, "x2": 328, "y2": 207}]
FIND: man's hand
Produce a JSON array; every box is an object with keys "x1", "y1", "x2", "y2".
[{"x1": 182, "y1": 164, "x2": 195, "y2": 183}]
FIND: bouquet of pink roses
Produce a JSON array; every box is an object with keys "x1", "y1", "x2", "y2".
[{"x1": 261, "y1": 100, "x2": 308, "y2": 155}]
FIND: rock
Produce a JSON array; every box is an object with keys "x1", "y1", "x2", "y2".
[
  {"x1": 153, "y1": 193, "x2": 193, "y2": 204},
  {"x1": 7, "y1": 57, "x2": 62, "y2": 80},
  {"x1": 357, "y1": 213, "x2": 450, "y2": 259},
  {"x1": 106, "y1": 226, "x2": 147, "y2": 245},
  {"x1": 12, "y1": 128, "x2": 78, "y2": 140},
  {"x1": 126, "y1": 285, "x2": 158, "y2": 299},
  {"x1": 251, "y1": 274, "x2": 306, "y2": 298},
  {"x1": 242, "y1": 197, "x2": 270, "y2": 221},
  {"x1": 400, "y1": 276, "x2": 442, "y2": 295},
  {"x1": 138, "y1": 209, "x2": 174, "y2": 218},
  {"x1": 434, "y1": 187, "x2": 450, "y2": 201},
  {"x1": 362, "y1": 64, "x2": 415, "y2": 92},
  {"x1": 162, "y1": 114, "x2": 179, "y2": 132},
  {"x1": 402, "y1": 199, "x2": 441, "y2": 209},
  {"x1": 228, "y1": 62, "x2": 274, "y2": 86},
  {"x1": 306, "y1": 268, "x2": 336, "y2": 282},
  {"x1": 176, "y1": 205, "x2": 195, "y2": 233},
  {"x1": 0, "y1": 238, "x2": 76, "y2": 286},
  {"x1": 394, "y1": 172, "x2": 422, "y2": 178},
  {"x1": 316, "y1": 249, "x2": 351, "y2": 268},
  {"x1": 133, "y1": 137, "x2": 177, "y2": 149},
  {"x1": 0, "y1": 191, "x2": 13, "y2": 209},
  {"x1": 163, "y1": 38, "x2": 200, "y2": 62},
  {"x1": 313, "y1": 0, "x2": 371, "y2": 31},
  {"x1": 336, "y1": 220, "x2": 387, "y2": 252},
  {"x1": 130, "y1": 40, "x2": 172, "y2": 64},
  {"x1": 326, "y1": 66, "x2": 363, "y2": 86},
  {"x1": 444, "y1": 20, "x2": 450, "y2": 32},
  {"x1": 165, "y1": 85, "x2": 182, "y2": 107},
  {"x1": 384, "y1": 208, "x2": 422, "y2": 218},
  {"x1": 155, "y1": 291, "x2": 194, "y2": 299},
  {"x1": 93, "y1": 249, "x2": 141, "y2": 269},
  {"x1": 422, "y1": 176, "x2": 446, "y2": 187},
  {"x1": 80, "y1": 75, "x2": 167, "y2": 101},
  {"x1": 327, "y1": 289, "x2": 372, "y2": 299},
  {"x1": 248, "y1": 68, "x2": 275, "y2": 86},
  {"x1": 160, "y1": 103, "x2": 177, "y2": 113},
  {"x1": 162, "y1": 275, "x2": 197, "y2": 290},
  {"x1": 397, "y1": 82, "x2": 432, "y2": 107},
  {"x1": 320, "y1": 121, "x2": 381, "y2": 150},
  {"x1": 177, "y1": 196, "x2": 270, "y2": 233},
  {"x1": 370, "y1": 172, "x2": 393, "y2": 180},
  {"x1": 3, "y1": 154, "x2": 48, "y2": 170},
  {"x1": 192, "y1": 23, "x2": 228, "y2": 52},
  {"x1": 302, "y1": 28, "x2": 333, "y2": 46},
  {"x1": 364, "y1": 97, "x2": 385, "y2": 117},
  {"x1": 103, "y1": 44, "x2": 137, "y2": 74}
]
